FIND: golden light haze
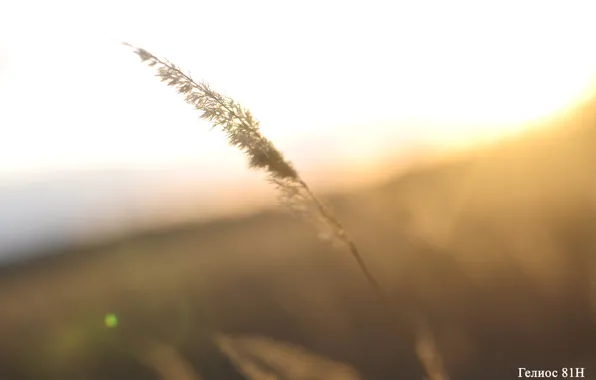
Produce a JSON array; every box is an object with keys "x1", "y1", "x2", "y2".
[{"x1": 1, "y1": 0, "x2": 596, "y2": 186}]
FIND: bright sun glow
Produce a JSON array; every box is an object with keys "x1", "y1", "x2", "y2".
[{"x1": 1, "y1": 0, "x2": 596, "y2": 183}]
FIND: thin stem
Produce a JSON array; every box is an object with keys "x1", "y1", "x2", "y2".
[{"x1": 298, "y1": 180, "x2": 389, "y2": 304}]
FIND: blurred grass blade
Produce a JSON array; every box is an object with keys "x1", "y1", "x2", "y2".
[{"x1": 213, "y1": 333, "x2": 361, "y2": 380}]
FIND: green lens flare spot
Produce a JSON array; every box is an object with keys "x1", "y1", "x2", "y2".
[{"x1": 104, "y1": 313, "x2": 118, "y2": 328}]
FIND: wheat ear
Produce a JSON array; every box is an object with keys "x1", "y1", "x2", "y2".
[{"x1": 123, "y1": 43, "x2": 387, "y2": 299}]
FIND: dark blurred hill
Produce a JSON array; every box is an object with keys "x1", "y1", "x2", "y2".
[{"x1": 1, "y1": 98, "x2": 596, "y2": 380}]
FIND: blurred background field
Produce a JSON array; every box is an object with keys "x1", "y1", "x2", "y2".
[{"x1": 1, "y1": 98, "x2": 596, "y2": 379}]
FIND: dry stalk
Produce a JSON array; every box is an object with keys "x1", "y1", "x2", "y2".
[{"x1": 125, "y1": 43, "x2": 449, "y2": 380}]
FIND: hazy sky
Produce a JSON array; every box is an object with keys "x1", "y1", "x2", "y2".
[
  {"x1": 2, "y1": 0, "x2": 596, "y2": 183},
  {"x1": 1, "y1": 0, "x2": 596, "y2": 257}
]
